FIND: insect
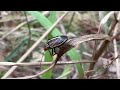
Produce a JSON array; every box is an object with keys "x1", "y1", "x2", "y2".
[{"x1": 44, "y1": 35, "x2": 68, "y2": 56}]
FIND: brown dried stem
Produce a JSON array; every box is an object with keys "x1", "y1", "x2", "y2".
[
  {"x1": 86, "y1": 12, "x2": 119, "y2": 77},
  {"x1": 6, "y1": 34, "x2": 109, "y2": 79},
  {"x1": 0, "y1": 60, "x2": 95, "y2": 66},
  {"x1": 1, "y1": 11, "x2": 69, "y2": 79}
]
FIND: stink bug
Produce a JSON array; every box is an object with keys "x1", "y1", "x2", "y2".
[{"x1": 44, "y1": 35, "x2": 68, "y2": 56}]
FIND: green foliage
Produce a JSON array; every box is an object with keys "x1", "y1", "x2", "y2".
[
  {"x1": 27, "y1": 11, "x2": 84, "y2": 79},
  {"x1": 4, "y1": 37, "x2": 29, "y2": 62}
]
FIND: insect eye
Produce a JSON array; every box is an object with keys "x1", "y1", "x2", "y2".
[
  {"x1": 44, "y1": 47, "x2": 47, "y2": 51},
  {"x1": 44, "y1": 44, "x2": 50, "y2": 51}
]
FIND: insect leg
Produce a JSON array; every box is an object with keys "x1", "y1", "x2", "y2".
[
  {"x1": 48, "y1": 49, "x2": 53, "y2": 56},
  {"x1": 52, "y1": 48, "x2": 54, "y2": 56},
  {"x1": 53, "y1": 48, "x2": 57, "y2": 55}
]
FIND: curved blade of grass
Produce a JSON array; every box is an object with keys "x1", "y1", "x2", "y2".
[
  {"x1": 56, "y1": 71, "x2": 71, "y2": 79},
  {"x1": 42, "y1": 11, "x2": 57, "y2": 79},
  {"x1": 67, "y1": 48, "x2": 84, "y2": 78},
  {"x1": 4, "y1": 37, "x2": 28, "y2": 62},
  {"x1": 48, "y1": 11, "x2": 73, "y2": 79},
  {"x1": 48, "y1": 11, "x2": 57, "y2": 23},
  {"x1": 42, "y1": 51, "x2": 53, "y2": 79},
  {"x1": 48, "y1": 11, "x2": 70, "y2": 79},
  {"x1": 27, "y1": 11, "x2": 61, "y2": 36},
  {"x1": 59, "y1": 65, "x2": 71, "y2": 79},
  {"x1": 27, "y1": 11, "x2": 84, "y2": 78}
]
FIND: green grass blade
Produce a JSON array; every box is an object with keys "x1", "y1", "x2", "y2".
[
  {"x1": 42, "y1": 11, "x2": 57, "y2": 79},
  {"x1": 48, "y1": 11, "x2": 57, "y2": 23},
  {"x1": 67, "y1": 48, "x2": 84, "y2": 78},
  {"x1": 42, "y1": 51, "x2": 53, "y2": 79},
  {"x1": 4, "y1": 38, "x2": 28, "y2": 62},
  {"x1": 27, "y1": 11, "x2": 61, "y2": 36},
  {"x1": 28, "y1": 11, "x2": 84, "y2": 78},
  {"x1": 59, "y1": 65, "x2": 71, "y2": 79}
]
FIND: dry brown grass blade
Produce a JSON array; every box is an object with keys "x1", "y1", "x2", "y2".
[
  {"x1": 113, "y1": 11, "x2": 120, "y2": 79},
  {"x1": 86, "y1": 12, "x2": 120, "y2": 78},
  {"x1": 4, "y1": 34, "x2": 108, "y2": 79},
  {"x1": 7, "y1": 61, "x2": 56, "y2": 79},
  {"x1": 68, "y1": 34, "x2": 110, "y2": 46},
  {"x1": 0, "y1": 60, "x2": 95, "y2": 66},
  {"x1": 98, "y1": 11, "x2": 114, "y2": 33},
  {"x1": 1, "y1": 11, "x2": 69, "y2": 79},
  {"x1": 0, "y1": 11, "x2": 49, "y2": 41}
]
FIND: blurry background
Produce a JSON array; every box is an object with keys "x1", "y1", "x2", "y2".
[{"x1": 0, "y1": 11, "x2": 119, "y2": 79}]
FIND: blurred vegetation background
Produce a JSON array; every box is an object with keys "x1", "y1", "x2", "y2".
[{"x1": 0, "y1": 11, "x2": 119, "y2": 79}]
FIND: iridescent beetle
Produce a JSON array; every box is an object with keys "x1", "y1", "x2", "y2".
[{"x1": 44, "y1": 35, "x2": 68, "y2": 56}]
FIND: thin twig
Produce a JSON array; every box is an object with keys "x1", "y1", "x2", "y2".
[
  {"x1": 0, "y1": 21, "x2": 32, "y2": 41},
  {"x1": 0, "y1": 11, "x2": 49, "y2": 41},
  {"x1": 0, "y1": 16, "x2": 33, "y2": 22},
  {"x1": 113, "y1": 11, "x2": 120, "y2": 79},
  {"x1": 7, "y1": 61, "x2": 56, "y2": 79},
  {"x1": 98, "y1": 11, "x2": 114, "y2": 34},
  {"x1": 91, "y1": 55, "x2": 119, "y2": 79},
  {"x1": 23, "y1": 11, "x2": 31, "y2": 49},
  {"x1": 0, "y1": 60, "x2": 95, "y2": 66},
  {"x1": 0, "y1": 11, "x2": 49, "y2": 23},
  {"x1": 104, "y1": 55, "x2": 119, "y2": 68},
  {"x1": 1, "y1": 11, "x2": 69, "y2": 79},
  {"x1": 6, "y1": 60, "x2": 95, "y2": 79},
  {"x1": 87, "y1": 12, "x2": 119, "y2": 77},
  {"x1": 67, "y1": 11, "x2": 75, "y2": 31}
]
